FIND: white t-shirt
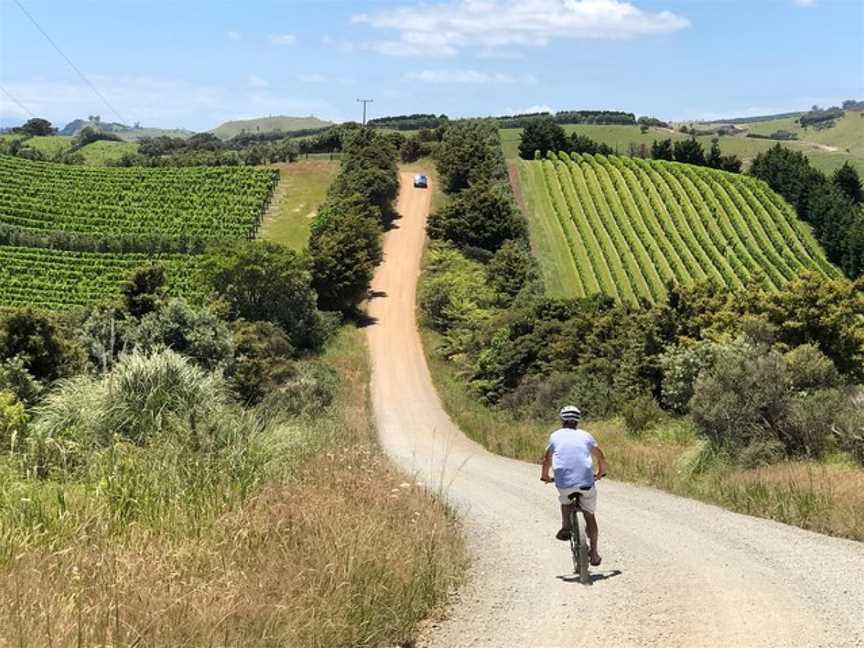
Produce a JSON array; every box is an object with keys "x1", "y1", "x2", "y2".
[{"x1": 547, "y1": 427, "x2": 597, "y2": 489}]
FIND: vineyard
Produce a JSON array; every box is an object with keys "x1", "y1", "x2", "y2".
[
  {"x1": 0, "y1": 155, "x2": 278, "y2": 240},
  {"x1": 520, "y1": 152, "x2": 841, "y2": 302},
  {"x1": 0, "y1": 246, "x2": 198, "y2": 309},
  {"x1": 0, "y1": 154, "x2": 279, "y2": 309}
]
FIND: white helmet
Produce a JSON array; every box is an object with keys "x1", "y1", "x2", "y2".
[{"x1": 559, "y1": 405, "x2": 582, "y2": 423}]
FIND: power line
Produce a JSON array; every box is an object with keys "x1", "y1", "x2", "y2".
[
  {"x1": 12, "y1": 0, "x2": 127, "y2": 123},
  {"x1": 0, "y1": 85, "x2": 35, "y2": 119}
]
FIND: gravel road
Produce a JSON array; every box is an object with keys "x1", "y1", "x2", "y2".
[{"x1": 366, "y1": 172, "x2": 864, "y2": 648}]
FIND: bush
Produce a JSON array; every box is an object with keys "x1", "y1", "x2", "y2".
[
  {"x1": 258, "y1": 361, "x2": 338, "y2": 419},
  {"x1": 199, "y1": 241, "x2": 325, "y2": 351},
  {"x1": 0, "y1": 356, "x2": 43, "y2": 406},
  {"x1": 0, "y1": 310, "x2": 82, "y2": 382},
  {"x1": 502, "y1": 372, "x2": 581, "y2": 421},
  {"x1": 784, "y1": 344, "x2": 841, "y2": 392},
  {"x1": 518, "y1": 117, "x2": 566, "y2": 160},
  {"x1": 427, "y1": 182, "x2": 524, "y2": 252},
  {"x1": 78, "y1": 304, "x2": 135, "y2": 372},
  {"x1": 486, "y1": 240, "x2": 537, "y2": 304},
  {"x1": 123, "y1": 265, "x2": 167, "y2": 317},
  {"x1": 621, "y1": 394, "x2": 664, "y2": 436},
  {"x1": 658, "y1": 340, "x2": 723, "y2": 414},
  {"x1": 132, "y1": 299, "x2": 234, "y2": 371},
  {"x1": 228, "y1": 320, "x2": 295, "y2": 404},
  {"x1": 0, "y1": 390, "x2": 27, "y2": 453}
]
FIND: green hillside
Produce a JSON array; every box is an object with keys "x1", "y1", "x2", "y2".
[
  {"x1": 517, "y1": 152, "x2": 840, "y2": 302},
  {"x1": 211, "y1": 115, "x2": 333, "y2": 140},
  {"x1": 501, "y1": 121, "x2": 864, "y2": 176}
]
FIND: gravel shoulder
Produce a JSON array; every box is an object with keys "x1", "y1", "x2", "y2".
[{"x1": 366, "y1": 173, "x2": 864, "y2": 648}]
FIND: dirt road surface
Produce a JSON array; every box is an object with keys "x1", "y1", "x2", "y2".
[{"x1": 366, "y1": 172, "x2": 864, "y2": 648}]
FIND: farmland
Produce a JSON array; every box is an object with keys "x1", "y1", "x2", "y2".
[
  {"x1": 0, "y1": 154, "x2": 278, "y2": 308},
  {"x1": 0, "y1": 246, "x2": 197, "y2": 309},
  {"x1": 501, "y1": 122, "x2": 864, "y2": 176},
  {"x1": 518, "y1": 152, "x2": 840, "y2": 302},
  {"x1": 0, "y1": 154, "x2": 278, "y2": 240}
]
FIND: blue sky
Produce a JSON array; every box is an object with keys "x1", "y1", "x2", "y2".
[{"x1": 1, "y1": 0, "x2": 862, "y2": 131}]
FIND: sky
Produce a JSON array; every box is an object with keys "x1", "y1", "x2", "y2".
[{"x1": 0, "y1": 0, "x2": 862, "y2": 131}]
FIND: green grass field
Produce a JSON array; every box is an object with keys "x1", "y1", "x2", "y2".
[
  {"x1": 517, "y1": 153, "x2": 839, "y2": 302},
  {"x1": 25, "y1": 135, "x2": 75, "y2": 156},
  {"x1": 259, "y1": 160, "x2": 339, "y2": 249},
  {"x1": 78, "y1": 139, "x2": 139, "y2": 165},
  {"x1": 501, "y1": 121, "x2": 864, "y2": 176}
]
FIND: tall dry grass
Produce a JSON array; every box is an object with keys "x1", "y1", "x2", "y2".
[
  {"x1": 0, "y1": 327, "x2": 465, "y2": 647},
  {"x1": 423, "y1": 328, "x2": 864, "y2": 542}
]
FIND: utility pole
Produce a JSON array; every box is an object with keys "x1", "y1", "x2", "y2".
[{"x1": 357, "y1": 98, "x2": 374, "y2": 126}]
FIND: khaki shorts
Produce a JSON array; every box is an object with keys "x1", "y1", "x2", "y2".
[{"x1": 557, "y1": 486, "x2": 597, "y2": 513}]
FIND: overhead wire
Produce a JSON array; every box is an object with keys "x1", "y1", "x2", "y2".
[
  {"x1": 12, "y1": 0, "x2": 127, "y2": 123},
  {"x1": 0, "y1": 85, "x2": 36, "y2": 118}
]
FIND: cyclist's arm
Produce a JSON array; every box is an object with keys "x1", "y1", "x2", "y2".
[
  {"x1": 592, "y1": 446, "x2": 608, "y2": 479},
  {"x1": 540, "y1": 448, "x2": 553, "y2": 482}
]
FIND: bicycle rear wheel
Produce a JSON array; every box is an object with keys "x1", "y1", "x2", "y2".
[{"x1": 569, "y1": 507, "x2": 590, "y2": 584}]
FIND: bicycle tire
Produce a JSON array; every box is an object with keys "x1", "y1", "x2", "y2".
[
  {"x1": 577, "y1": 515, "x2": 591, "y2": 585},
  {"x1": 569, "y1": 507, "x2": 580, "y2": 574}
]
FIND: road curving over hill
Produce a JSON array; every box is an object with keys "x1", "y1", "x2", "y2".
[{"x1": 366, "y1": 172, "x2": 864, "y2": 648}]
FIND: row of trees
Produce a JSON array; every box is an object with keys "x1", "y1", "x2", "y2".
[
  {"x1": 308, "y1": 128, "x2": 399, "y2": 311},
  {"x1": 649, "y1": 137, "x2": 742, "y2": 172},
  {"x1": 750, "y1": 145, "x2": 864, "y2": 278}
]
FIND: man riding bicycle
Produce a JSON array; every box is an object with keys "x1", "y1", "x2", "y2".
[{"x1": 540, "y1": 405, "x2": 608, "y2": 567}]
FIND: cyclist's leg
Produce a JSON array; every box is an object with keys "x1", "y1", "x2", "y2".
[{"x1": 583, "y1": 512, "x2": 601, "y2": 564}]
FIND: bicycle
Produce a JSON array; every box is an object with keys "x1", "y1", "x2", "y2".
[
  {"x1": 541, "y1": 477, "x2": 595, "y2": 585},
  {"x1": 565, "y1": 489, "x2": 592, "y2": 585}
]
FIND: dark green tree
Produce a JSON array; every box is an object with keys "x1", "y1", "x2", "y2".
[
  {"x1": 199, "y1": 242, "x2": 324, "y2": 350},
  {"x1": 486, "y1": 240, "x2": 537, "y2": 303},
  {"x1": 17, "y1": 118, "x2": 56, "y2": 136},
  {"x1": 706, "y1": 138, "x2": 723, "y2": 168},
  {"x1": 833, "y1": 162, "x2": 863, "y2": 204},
  {"x1": 673, "y1": 138, "x2": 706, "y2": 166},
  {"x1": 0, "y1": 310, "x2": 77, "y2": 381},
  {"x1": 650, "y1": 139, "x2": 674, "y2": 161},
  {"x1": 309, "y1": 197, "x2": 383, "y2": 311},
  {"x1": 518, "y1": 117, "x2": 567, "y2": 160},
  {"x1": 436, "y1": 120, "x2": 507, "y2": 193},
  {"x1": 427, "y1": 182, "x2": 525, "y2": 252},
  {"x1": 123, "y1": 265, "x2": 167, "y2": 317}
]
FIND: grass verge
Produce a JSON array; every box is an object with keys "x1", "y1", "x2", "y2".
[
  {"x1": 259, "y1": 160, "x2": 339, "y2": 250},
  {"x1": 421, "y1": 325, "x2": 864, "y2": 542},
  {"x1": 1, "y1": 326, "x2": 465, "y2": 647}
]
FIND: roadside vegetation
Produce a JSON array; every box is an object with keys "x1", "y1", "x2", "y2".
[
  {"x1": 1, "y1": 124, "x2": 464, "y2": 646},
  {"x1": 419, "y1": 118, "x2": 864, "y2": 541}
]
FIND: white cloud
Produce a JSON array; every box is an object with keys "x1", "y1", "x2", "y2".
[
  {"x1": 227, "y1": 31, "x2": 242, "y2": 41},
  {"x1": 354, "y1": 0, "x2": 690, "y2": 57},
  {"x1": 0, "y1": 76, "x2": 340, "y2": 131},
  {"x1": 792, "y1": 0, "x2": 816, "y2": 6},
  {"x1": 500, "y1": 104, "x2": 554, "y2": 115},
  {"x1": 298, "y1": 73, "x2": 327, "y2": 83},
  {"x1": 248, "y1": 75, "x2": 269, "y2": 88},
  {"x1": 404, "y1": 69, "x2": 525, "y2": 83},
  {"x1": 269, "y1": 34, "x2": 297, "y2": 46}
]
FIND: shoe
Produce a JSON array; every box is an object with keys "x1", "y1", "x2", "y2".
[{"x1": 555, "y1": 528, "x2": 571, "y2": 541}]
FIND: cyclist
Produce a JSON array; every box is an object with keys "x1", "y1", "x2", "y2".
[{"x1": 540, "y1": 405, "x2": 608, "y2": 566}]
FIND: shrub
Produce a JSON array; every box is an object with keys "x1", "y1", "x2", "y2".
[
  {"x1": 0, "y1": 356, "x2": 43, "y2": 406},
  {"x1": 689, "y1": 343, "x2": 790, "y2": 452},
  {"x1": 502, "y1": 372, "x2": 581, "y2": 421},
  {"x1": 658, "y1": 340, "x2": 722, "y2": 414},
  {"x1": 79, "y1": 303, "x2": 135, "y2": 372},
  {"x1": 0, "y1": 390, "x2": 27, "y2": 453},
  {"x1": 621, "y1": 394, "x2": 664, "y2": 436},
  {"x1": 228, "y1": 320, "x2": 295, "y2": 404},
  {"x1": 784, "y1": 344, "x2": 841, "y2": 392},
  {"x1": 132, "y1": 299, "x2": 234, "y2": 371},
  {"x1": 259, "y1": 361, "x2": 338, "y2": 419}
]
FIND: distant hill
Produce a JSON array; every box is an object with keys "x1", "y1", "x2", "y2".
[
  {"x1": 210, "y1": 115, "x2": 333, "y2": 140},
  {"x1": 59, "y1": 118, "x2": 193, "y2": 141}
]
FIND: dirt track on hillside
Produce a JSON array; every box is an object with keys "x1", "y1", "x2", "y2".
[{"x1": 365, "y1": 173, "x2": 864, "y2": 648}]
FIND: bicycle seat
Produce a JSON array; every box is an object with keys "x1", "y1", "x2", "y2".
[{"x1": 567, "y1": 487, "x2": 592, "y2": 501}]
